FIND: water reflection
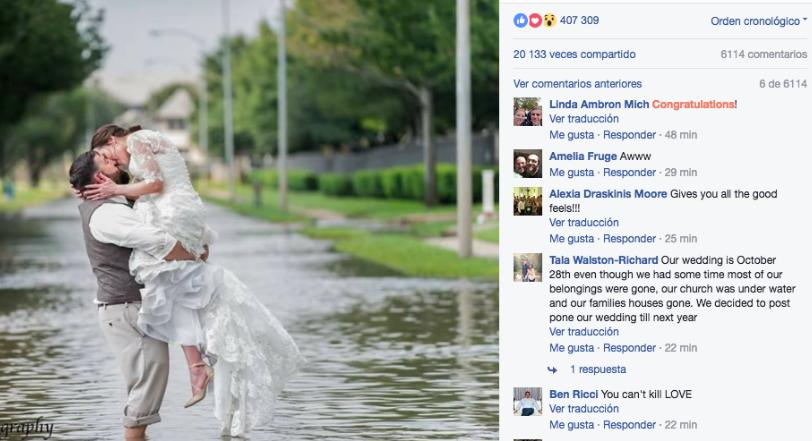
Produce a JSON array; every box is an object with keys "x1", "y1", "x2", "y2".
[
  {"x1": 0, "y1": 199, "x2": 498, "y2": 440},
  {"x1": 326, "y1": 256, "x2": 404, "y2": 278}
]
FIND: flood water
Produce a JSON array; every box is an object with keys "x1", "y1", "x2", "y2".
[{"x1": 0, "y1": 199, "x2": 498, "y2": 440}]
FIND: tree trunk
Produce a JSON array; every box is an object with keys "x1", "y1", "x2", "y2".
[
  {"x1": 0, "y1": 126, "x2": 8, "y2": 179},
  {"x1": 27, "y1": 147, "x2": 44, "y2": 188},
  {"x1": 418, "y1": 86, "x2": 437, "y2": 206},
  {"x1": 29, "y1": 167, "x2": 41, "y2": 188}
]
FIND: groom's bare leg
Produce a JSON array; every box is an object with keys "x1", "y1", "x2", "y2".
[{"x1": 124, "y1": 425, "x2": 146, "y2": 440}]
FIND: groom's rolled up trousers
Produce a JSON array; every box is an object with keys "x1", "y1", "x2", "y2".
[{"x1": 98, "y1": 301, "x2": 169, "y2": 428}]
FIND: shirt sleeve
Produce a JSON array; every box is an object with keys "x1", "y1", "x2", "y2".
[
  {"x1": 128, "y1": 132, "x2": 164, "y2": 183},
  {"x1": 89, "y1": 203, "x2": 178, "y2": 259},
  {"x1": 202, "y1": 224, "x2": 218, "y2": 245}
]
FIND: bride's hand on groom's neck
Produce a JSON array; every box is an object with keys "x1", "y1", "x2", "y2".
[
  {"x1": 84, "y1": 173, "x2": 121, "y2": 201},
  {"x1": 69, "y1": 173, "x2": 107, "y2": 200},
  {"x1": 70, "y1": 184, "x2": 86, "y2": 200}
]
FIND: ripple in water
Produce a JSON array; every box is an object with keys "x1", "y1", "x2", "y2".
[{"x1": 0, "y1": 199, "x2": 497, "y2": 440}]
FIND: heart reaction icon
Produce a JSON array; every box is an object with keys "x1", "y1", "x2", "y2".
[{"x1": 529, "y1": 13, "x2": 542, "y2": 28}]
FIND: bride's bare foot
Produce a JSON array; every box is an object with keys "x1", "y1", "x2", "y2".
[{"x1": 184, "y1": 362, "x2": 213, "y2": 408}]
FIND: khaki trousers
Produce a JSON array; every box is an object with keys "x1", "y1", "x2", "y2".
[{"x1": 98, "y1": 302, "x2": 169, "y2": 428}]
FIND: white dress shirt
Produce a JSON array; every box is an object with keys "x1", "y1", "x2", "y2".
[
  {"x1": 520, "y1": 398, "x2": 539, "y2": 410},
  {"x1": 88, "y1": 196, "x2": 177, "y2": 259}
]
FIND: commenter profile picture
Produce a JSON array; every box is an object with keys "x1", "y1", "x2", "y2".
[
  {"x1": 514, "y1": 254, "x2": 542, "y2": 282},
  {"x1": 513, "y1": 387, "x2": 543, "y2": 416},
  {"x1": 513, "y1": 150, "x2": 542, "y2": 179},
  {"x1": 513, "y1": 187, "x2": 542, "y2": 216},
  {"x1": 513, "y1": 98, "x2": 543, "y2": 126}
]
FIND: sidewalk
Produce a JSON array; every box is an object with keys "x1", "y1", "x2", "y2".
[{"x1": 424, "y1": 236, "x2": 499, "y2": 259}]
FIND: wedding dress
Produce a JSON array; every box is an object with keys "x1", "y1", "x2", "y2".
[{"x1": 125, "y1": 129, "x2": 305, "y2": 436}]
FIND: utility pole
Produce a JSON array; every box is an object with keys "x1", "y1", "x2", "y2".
[
  {"x1": 277, "y1": 0, "x2": 288, "y2": 211},
  {"x1": 456, "y1": 0, "x2": 472, "y2": 258},
  {"x1": 420, "y1": 87, "x2": 436, "y2": 207},
  {"x1": 222, "y1": 0, "x2": 236, "y2": 201}
]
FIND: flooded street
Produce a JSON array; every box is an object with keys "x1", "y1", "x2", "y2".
[{"x1": 0, "y1": 199, "x2": 498, "y2": 440}]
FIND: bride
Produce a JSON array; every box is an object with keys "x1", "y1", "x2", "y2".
[{"x1": 82, "y1": 123, "x2": 305, "y2": 436}]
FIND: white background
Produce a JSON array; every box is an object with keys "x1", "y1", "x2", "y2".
[{"x1": 499, "y1": 1, "x2": 811, "y2": 439}]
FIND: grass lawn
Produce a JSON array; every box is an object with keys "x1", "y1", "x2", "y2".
[
  {"x1": 205, "y1": 194, "x2": 308, "y2": 223},
  {"x1": 286, "y1": 191, "x2": 465, "y2": 220},
  {"x1": 197, "y1": 180, "x2": 485, "y2": 221},
  {"x1": 0, "y1": 184, "x2": 68, "y2": 214},
  {"x1": 198, "y1": 180, "x2": 498, "y2": 279},
  {"x1": 408, "y1": 221, "x2": 455, "y2": 238},
  {"x1": 302, "y1": 227, "x2": 497, "y2": 279},
  {"x1": 474, "y1": 226, "x2": 499, "y2": 244}
]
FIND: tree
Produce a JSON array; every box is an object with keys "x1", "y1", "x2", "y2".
[
  {"x1": 4, "y1": 88, "x2": 122, "y2": 186},
  {"x1": 0, "y1": 0, "x2": 106, "y2": 176},
  {"x1": 196, "y1": 0, "x2": 498, "y2": 195},
  {"x1": 292, "y1": 0, "x2": 498, "y2": 206},
  {"x1": 469, "y1": 0, "x2": 499, "y2": 129},
  {"x1": 200, "y1": 35, "x2": 256, "y2": 159},
  {"x1": 514, "y1": 97, "x2": 540, "y2": 111},
  {"x1": 312, "y1": 0, "x2": 455, "y2": 205},
  {"x1": 199, "y1": 18, "x2": 409, "y2": 158}
]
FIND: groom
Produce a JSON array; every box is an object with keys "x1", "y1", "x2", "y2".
[{"x1": 69, "y1": 150, "x2": 202, "y2": 440}]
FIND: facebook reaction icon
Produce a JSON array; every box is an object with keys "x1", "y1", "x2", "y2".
[
  {"x1": 514, "y1": 13, "x2": 528, "y2": 28},
  {"x1": 529, "y1": 13, "x2": 543, "y2": 28}
]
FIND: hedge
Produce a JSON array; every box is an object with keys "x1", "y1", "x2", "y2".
[
  {"x1": 248, "y1": 169, "x2": 276, "y2": 188},
  {"x1": 319, "y1": 173, "x2": 354, "y2": 196},
  {"x1": 376, "y1": 163, "x2": 495, "y2": 203},
  {"x1": 402, "y1": 165, "x2": 425, "y2": 201},
  {"x1": 380, "y1": 167, "x2": 405, "y2": 199},
  {"x1": 248, "y1": 169, "x2": 318, "y2": 191},
  {"x1": 250, "y1": 164, "x2": 498, "y2": 204},
  {"x1": 352, "y1": 170, "x2": 384, "y2": 198}
]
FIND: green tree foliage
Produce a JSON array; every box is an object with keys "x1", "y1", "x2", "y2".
[
  {"x1": 200, "y1": 36, "x2": 255, "y2": 158},
  {"x1": 4, "y1": 88, "x2": 123, "y2": 185},
  {"x1": 514, "y1": 97, "x2": 540, "y2": 111},
  {"x1": 198, "y1": 20, "x2": 409, "y2": 158},
  {"x1": 293, "y1": 0, "x2": 449, "y2": 205},
  {"x1": 469, "y1": 0, "x2": 499, "y2": 129},
  {"x1": 299, "y1": 0, "x2": 498, "y2": 135},
  {"x1": 0, "y1": 0, "x2": 106, "y2": 175},
  {"x1": 198, "y1": 0, "x2": 497, "y2": 158}
]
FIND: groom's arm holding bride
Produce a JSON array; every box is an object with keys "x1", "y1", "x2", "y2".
[
  {"x1": 83, "y1": 186, "x2": 210, "y2": 263},
  {"x1": 87, "y1": 200, "x2": 204, "y2": 262},
  {"x1": 70, "y1": 150, "x2": 204, "y2": 262}
]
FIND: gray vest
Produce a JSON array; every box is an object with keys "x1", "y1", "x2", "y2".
[{"x1": 78, "y1": 200, "x2": 144, "y2": 304}]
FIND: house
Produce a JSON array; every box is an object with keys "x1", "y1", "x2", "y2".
[
  {"x1": 115, "y1": 106, "x2": 153, "y2": 128},
  {"x1": 153, "y1": 89, "x2": 195, "y2": 152},
  {"x1": 114, "y1": 88, "x2": 209, "y2": 174}
]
